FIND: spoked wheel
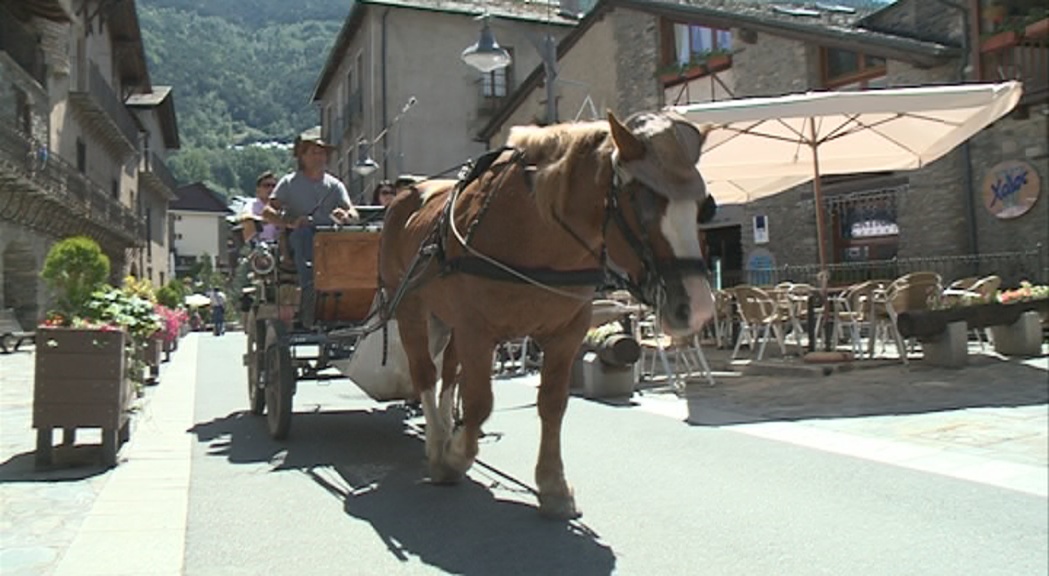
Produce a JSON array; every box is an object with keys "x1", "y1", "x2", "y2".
[
  {"x1": 264, "y1": 320, "x2": 295, "y2": 440},
  {"x1": 245, "y1": 311, "x2": 266, "y2": 416}
]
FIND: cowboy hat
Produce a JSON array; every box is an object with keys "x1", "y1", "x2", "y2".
[{"x1": 293, "y1": 126, "x2": 335, "y2": 156}]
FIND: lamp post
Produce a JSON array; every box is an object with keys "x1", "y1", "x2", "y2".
[
  {"x1": 461, "y1": 14, "x2": 559, "y2": 125},
  {"x1": 353, "y1": 96, "x2": 417, "y2": 177}
]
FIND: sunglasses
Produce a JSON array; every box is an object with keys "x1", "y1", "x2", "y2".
[
  {"x1": 260, "y1": 181, "x2": 277, "y2": 189},
  {"x1": 380, "y1": 189, "x2": 396, "y2": 196}
]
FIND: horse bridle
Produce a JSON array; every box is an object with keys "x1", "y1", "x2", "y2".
[{"x1": 595, "y1": 165, "x2": 710, "y2": 309}]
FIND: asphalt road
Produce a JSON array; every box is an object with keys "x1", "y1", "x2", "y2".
[{"x1": 183, "y1": 333, "x2": 1047, "y2": 576}]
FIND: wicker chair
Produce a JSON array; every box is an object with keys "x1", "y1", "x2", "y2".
[{"x1": 731, "y1": 285, "x2": 788, "y2": 360}]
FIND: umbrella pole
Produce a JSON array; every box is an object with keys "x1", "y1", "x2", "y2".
[{"x1": 809, "y1": 119, "x2": 835, "y2": 352}]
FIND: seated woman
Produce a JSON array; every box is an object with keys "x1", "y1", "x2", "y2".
[{"x1": 370, "y1": 180, "x2": 397, "y2": 206}]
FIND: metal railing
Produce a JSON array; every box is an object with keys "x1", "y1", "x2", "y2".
[
  {"x1": 0, "y1": 5, "x2": 46, "y2": 86},
  {"x1": 980, "y1": 19, "x2": 1049, "y2": 104},
  {"x1": 0, "y1": 123, "x2": 144, "y2": 243},
  {"x1": 73, "y1": 63, "x2": 140, "y2": 149},
  {"x1": 728, "y1": 245, "x2": 1047, "y2": 289}
]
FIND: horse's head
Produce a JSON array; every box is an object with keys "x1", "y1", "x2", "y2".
[{"x1": 604, "y1": 110, "x2": 715, "y2": 336}]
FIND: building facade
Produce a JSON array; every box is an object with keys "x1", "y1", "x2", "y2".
[
  {"x1": 170, "y1": 182, "x2": 233, "y2": 278},
  {"x1": 311, "y1": 0, "x2": 578, "y2": 204},
  {"x1": 482, "y1": 0, "x2": 1048, "y2": 286},
  {"x1": 0, "y1": 0, "x2": 180, "y2": 327}
]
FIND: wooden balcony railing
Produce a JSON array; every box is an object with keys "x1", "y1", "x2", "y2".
[
  {"x1": 979, "y1": 18, "x2": 1049, "y2": 104},
  {"x1": 0, "y1": 123, "x2": 144, "y2": 246},
  {"x1": 140, "y1": 151, "x2": 177, "y2": 197},
  {"x1": 69, "y1": 63, "x2": 141, "y2": 155}
]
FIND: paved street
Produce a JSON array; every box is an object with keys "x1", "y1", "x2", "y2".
[{"x1": 1, "y1": 332, "x2": 1047, "y2": 575}]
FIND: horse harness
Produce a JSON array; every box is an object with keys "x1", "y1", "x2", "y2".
[{"x1": 422, "y1": 145, "x2": 710, "y2": 309}]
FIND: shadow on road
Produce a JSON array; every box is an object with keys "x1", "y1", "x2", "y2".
[
  {"x1": 684, "y1": 355, "x2": 1049, "y2": 426},
  {"x1": 0, "y1": 446, "x2": 111, "y2": 483},
  {"x1": 188, "y1": 405, "x2": 617, "y2": 575}
]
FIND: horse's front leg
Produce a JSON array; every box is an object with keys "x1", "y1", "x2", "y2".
[
  {"x1": 534, "y1": 313, "x2": 588, "y2": 520},
  {"x1": 432, "y1": 330, "x2": 494, "y2": 483},
  {"x1": 397, "y1": 300, "x2": 449, "y2": 472}
]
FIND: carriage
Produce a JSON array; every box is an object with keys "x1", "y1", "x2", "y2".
[{"x1": 239, "y1": 206, "x2": 402, "y2": 440}]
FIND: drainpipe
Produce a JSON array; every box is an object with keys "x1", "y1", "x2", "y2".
[
  {"x1": 381, "y1": 8, "x2": 391, "y2": 180},
  {"x1": 934, "y1": 0, "x2": 979, "y2": 259}
]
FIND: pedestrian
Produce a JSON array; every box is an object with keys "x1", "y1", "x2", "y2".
[
  {"x1": 262, "y1": 127, "x2": 358, "y2": 328},
  {"x1": 210, "y1": 288, "x2": 227, "y2": 336}
]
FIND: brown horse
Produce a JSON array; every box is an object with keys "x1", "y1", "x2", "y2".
[{"x1": 379, "y1": 110, "x2": 715, "y2": 518}]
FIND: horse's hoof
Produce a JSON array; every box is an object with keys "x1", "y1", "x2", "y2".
[
  {"x1": 538, "y1": 493, "x2": 582, "y2": 520},
  {"x1": 428, "y1": 461, "x2": 465, "y2": 485}
]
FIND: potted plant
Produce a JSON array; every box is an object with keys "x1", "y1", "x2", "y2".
[
  {"x1": 82, "y1": 286, "x2": 162, "y2": 386},
  {"x1": 35, "y1": 237, "x2": 131, "y2": 467}
]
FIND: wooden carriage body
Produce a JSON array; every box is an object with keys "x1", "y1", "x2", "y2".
[{"x1": 312, "y1": 227, "x2": 381, "y2": 324}]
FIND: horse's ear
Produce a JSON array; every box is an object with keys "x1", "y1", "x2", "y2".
[{"x1": 607, "y1": 110, "x2": 645, "y2": 162}]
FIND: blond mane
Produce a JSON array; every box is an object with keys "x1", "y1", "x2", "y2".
[{"x1": 506, "y1": 121, "x2": 614, "y2": 222}]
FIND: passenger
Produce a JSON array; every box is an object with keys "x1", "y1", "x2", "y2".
[
  {"x1": 370, "y1": 180, "x2": 397, "y2": 206},
  {"x1": 241, "y1": 171, "x2": 280, "y2": 245},
  {"x1": 263, "y1": 128, "x2": 358, "y2": 328}
]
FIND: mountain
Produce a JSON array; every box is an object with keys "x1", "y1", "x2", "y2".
[{"x1": 137, "y1": 0, "x2": 350, "y2": 196}]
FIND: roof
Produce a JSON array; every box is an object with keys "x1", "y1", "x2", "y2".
[
  {"x1": 126, "y1": 86, "x2": 181, "y2": 150},
  {"x1": 171, "y1": 182, "x2": 233, "y2": 214},
  {"x1": 311, "y1": 0, "x2": 578, "y2": 102},
  {"x1": 105, "y1": 0, "x2": 151, "y2": 92},
  {"x1": 478, "y1": 0, "x2": 959, "y2": 141}
]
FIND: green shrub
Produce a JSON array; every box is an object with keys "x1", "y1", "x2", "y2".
[{"x1": 40, "y1": 236, "x2": 111, "y2": 317}]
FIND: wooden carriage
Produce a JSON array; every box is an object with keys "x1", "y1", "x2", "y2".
[{"x1": 241, "y1": 209, "x2": 391, "y2": 439}]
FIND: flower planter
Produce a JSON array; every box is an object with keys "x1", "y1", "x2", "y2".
[
  {"x1": 980, "y1": 30, "x2": 1022, "y2": 52},
  {"x1": 33, "y1": 327, "x2": 132, "y2": 467},
  {"x1": 1025, "y1": 18, "x2": 1048, "y2": 38},
  {"x1": 144, "y1": 338, "x2": 162, "y2": 383},
  {"x1": 896, "y1": 298, "x2": 1049, "y2": 340}
]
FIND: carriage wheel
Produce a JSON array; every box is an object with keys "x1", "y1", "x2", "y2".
[
  {"x1": 246, "y1": 311, "x2": 266, "y2": 415},
  {"x1": 264, "y1": 320, "x2": 294, "y2": 440}
]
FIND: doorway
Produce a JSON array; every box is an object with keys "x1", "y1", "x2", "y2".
[{"x1": 702, "y1": 225, "x2": 743, "y2": 288}]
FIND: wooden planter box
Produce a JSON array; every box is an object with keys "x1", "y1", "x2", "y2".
[
  {"x1": 1025, "y1": 18, "x2": 1048, "y2": 38},
  {"x1": 896, "y1": 299, "x2": 1049, "y2": 340},
  {"x1": 33, "y1": 327, "x2": 132, "y2": 467},
  {"x1": 144, "y1": 338, "x2": 162, "y2": 383}
]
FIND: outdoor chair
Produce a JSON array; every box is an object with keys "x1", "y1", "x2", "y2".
[
  {"x1": 637, "y1": 312, "x2": 715, "y2": 391},
  {"x1": 881, "y1": 272, "x2": 943, "y2": 364},
  {"x1": 941, "y1": 274, "x2": 1002, "y2": 349},
  {"x1": 822, "y1": 280, "x2": 890, "y2": 358},
  {"x1": 710, "y1": 289, "x2": 735, "y2": 349},
  {"x1": 731, "y1": 285, "x2": 788, "y2": 361},
  {"x1": 0, "y1": 308, "x2": 35, "y2": 354}
]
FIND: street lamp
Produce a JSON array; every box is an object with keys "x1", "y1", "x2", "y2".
[
  {"x1": 353, "y1": 96, "x2": 418, "y2": 177},
  {"x1": 461, "y1": 13, "x2": 559, "y2": 124}
]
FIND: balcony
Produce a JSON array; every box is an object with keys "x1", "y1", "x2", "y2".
[
  {"x1": 0, "y1": 5, "x2": 47, "y2": 87},
  {"x1": 140, "y1": 151, "x2": 178, "y2": 200},
  {"x1": 0, "y1": 123, "x2": 144, "y2": 247},
  {"x1": 69, "y1": 63, "x2": 140, "y2": 157},
  {"x1": 979, "y1": 18, "x2": 1049, "y2": 105}
]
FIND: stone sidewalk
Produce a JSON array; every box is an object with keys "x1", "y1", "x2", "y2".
[
  {"x1": 0, "y1": 336, "x2": 199, "y2": 576},
  {"x1": 631, "y1": 344, "x2": 1049, "y2": 497}
]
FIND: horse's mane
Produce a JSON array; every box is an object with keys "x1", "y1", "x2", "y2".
[{"x1": 506, "y1": 121, "x2": 614, "y2": 223}]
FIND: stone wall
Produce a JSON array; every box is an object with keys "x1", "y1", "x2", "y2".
[
  {"x1": 0, "y1": 221, "x2": 53, "y2": 326},
  {"x1": 612, "y1": 9, "x2": 662, "y2": 116}
]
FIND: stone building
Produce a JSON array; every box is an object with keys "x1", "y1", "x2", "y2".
[
  {"x1": 480, "y1": 0, "x2": 1048, "y2": 287},
  {"x1": 310, "y1": 0, "x2": 582, "y2": 203},
  {"x1": 0, "y1": 0, "x2": 181, "y2": 326}
]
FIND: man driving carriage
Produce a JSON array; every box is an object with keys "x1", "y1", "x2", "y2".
[{"x1": 262, "y1": 128, "x2": 359, "y2": 327}]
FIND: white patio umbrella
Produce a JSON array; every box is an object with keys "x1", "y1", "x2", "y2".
[
  {"x1": 184, "y1": 293, "x2": 211, "y2": 307},
  {"x1": 672, "y1": 81, "x2": 1024, "y2": 269}
]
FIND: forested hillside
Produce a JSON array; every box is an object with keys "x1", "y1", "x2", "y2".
[{"x1": 138, "y1": 0, "x2": 348, "y2": 197}]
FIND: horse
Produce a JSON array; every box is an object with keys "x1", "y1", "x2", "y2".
[{"x1": 379, "y1": 110, "x2": 715, "y2": 519}]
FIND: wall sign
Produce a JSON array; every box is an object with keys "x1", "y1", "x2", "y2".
[
  {"x1": 983, "y1": 160, "x2": 1041, "y2": 220},
  {"x1": 753, "y1": 214, "x2": 769, "y2": 244}
]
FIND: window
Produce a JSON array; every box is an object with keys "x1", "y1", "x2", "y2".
[
  {"x1": 111, "y1": 179, "x2": 118, "y2": 199},
  {"x1": 660, "y1": 20, "x2": 732, "y2": 68},
  {"x1": 482, "y1": 48, "x2": 513, "y2": 98},
  {"x1": 76, "y1": 138, "x2": 86, "y2": 173},
  {"x1": 825, "y1": 181, "x2": 905, "y2": 264},
  {"x1": 821, "y1": 47, "x2": 887, "y2": 90}
]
